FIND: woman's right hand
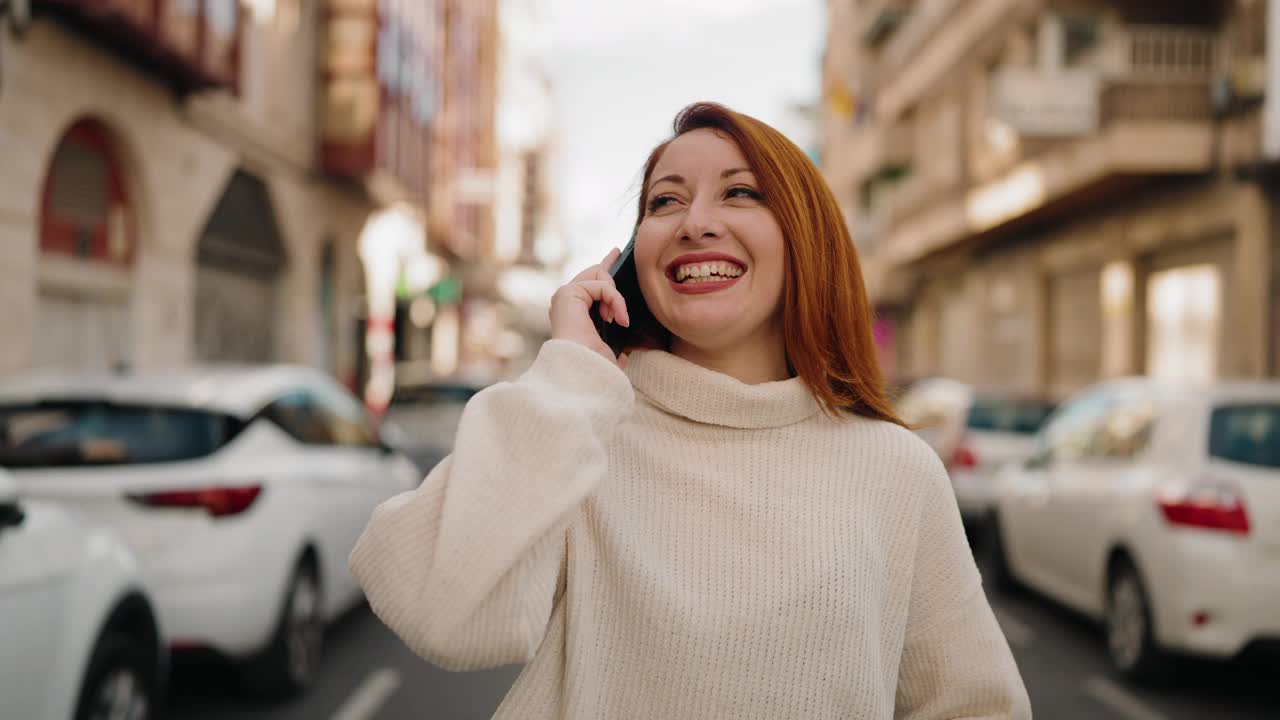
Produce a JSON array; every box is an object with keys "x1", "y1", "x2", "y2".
[{"x1": 549, "y1": 247, "x2": 631, "y2": 367}]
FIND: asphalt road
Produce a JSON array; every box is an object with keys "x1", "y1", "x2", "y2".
[{"x1": 166, "y1": 579, "x2": 1277, "y2": 720}]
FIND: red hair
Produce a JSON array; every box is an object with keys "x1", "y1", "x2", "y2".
[{"x1": 628, "y1": 102, "x2": 903, "y2": 426}]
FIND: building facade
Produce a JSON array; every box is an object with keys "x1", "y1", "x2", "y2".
[
  {"x1": 0, "y1": 0, "x2": 486, "y2": 404},
  {"x1": 823, "y1": 0, "x2": 1278, "y2": 398}
]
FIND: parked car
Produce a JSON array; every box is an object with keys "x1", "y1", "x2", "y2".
[
  {"x1": 894, "y1": 377, "x2": 972, "y2": 461},
  {"x1": 384, "y1": 379, "x2": 488, "y2": 474},
  {"x1": 983, "y1": 378, "x2": 1280, "y2": 681},
  {"x1": 0, "y1": 466, "x2": 166, "y2": 720},
  {"x1": 950, "y1": 393, "x2": 1056, "y2": 526},
  {"x1": 895, "y1": 378, "x2": 1055, "y2": 526},
  {"x1": 0, "y1": 366, "x2": 421, "y2": 697}
]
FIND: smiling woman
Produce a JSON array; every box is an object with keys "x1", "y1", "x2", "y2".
[
  {"x1": 351, "y1": 102, "x2": 1032, "y2": 720},
  {"x1": 619, "y1": 103, "x2": 902, "y2": 417}
]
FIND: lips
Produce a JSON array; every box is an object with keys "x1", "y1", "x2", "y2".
[
  {"x1": 664, "y1": 252, "x2": 747, "y2": 295},
  {"x1": 665, "y1": 252, "x2": 748, "y2": 284}
]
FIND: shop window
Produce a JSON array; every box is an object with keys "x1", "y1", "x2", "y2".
[
  {"x1": 1146, "y1": 264, "x2": 1220, "y2": 383},
  {"x1": 40, "y1": 119, "x2": 133, "y2": 266}
]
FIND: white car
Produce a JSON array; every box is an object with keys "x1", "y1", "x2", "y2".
[
  {"x1": 983, "y1": 378, "x2": 1280, "y2": 680},
  {"x1": 0, "y1": 366, "x2": 422, "y2": 697},
  {"x1": 0, "y1": 467, "x2": 166, "y2": 720},
  {"x1": 948, "y1": 393, "x2": 1056, "y2": 526},
  {"x1": 384, "y1": 379, "x2": 487, "y2": 473},
  {"x1": 895, "y1": 378, "x2": 1055, "y2": 525}
]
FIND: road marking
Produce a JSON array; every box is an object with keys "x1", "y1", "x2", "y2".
[
  {"x1": 992, "y1": 606, "x2": 1035, "y2": 648},
  {"x1": 331, "y1": 667, "x2": 403, "y2": 720},
  {"x1": 1083, "y1": 676, "x2": 1169, "y2": 720}
]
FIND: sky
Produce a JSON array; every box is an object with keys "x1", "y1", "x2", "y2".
[{"x1": 512, "y1": 0, "x2": 825, "y2": 277}]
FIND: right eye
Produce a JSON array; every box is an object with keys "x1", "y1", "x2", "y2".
[{"x1": 647, "y1": 194, "x2": 677, "y2": 213}]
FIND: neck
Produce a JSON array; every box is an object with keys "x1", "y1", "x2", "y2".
[{"x1": 670, "y1": 326, "x2": 789, "y2": 385}]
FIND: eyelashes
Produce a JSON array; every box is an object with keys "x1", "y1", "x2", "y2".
[
  {"x1": 647, "y1": 195, "x2": 675, "y2": 213},
  {"x1": 646, "y1": 186, "x2": 763, "y2": 214}
]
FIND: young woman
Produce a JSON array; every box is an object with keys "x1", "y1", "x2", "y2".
[{"x1": 351, "y1": 102, "x2": 1031, "y2": 719}]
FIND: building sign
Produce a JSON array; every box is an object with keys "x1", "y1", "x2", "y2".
[
  {"x1": 321, "y1": 0, "x2": 436, "y2": 202},
  {"x1": 991, "y1": 66, "x2": 1099, "y2": 137},
  {"x1": 36, "y1": 0, "x2": 242, "y2": 89}
]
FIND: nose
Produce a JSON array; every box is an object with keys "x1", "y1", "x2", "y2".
[{"x1": 678, "y1": 197, "x2": 727, "y2": 243}]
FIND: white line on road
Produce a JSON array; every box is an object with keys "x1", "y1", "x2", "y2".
[
  {"x1": 1083, "y1": 676, "x2": 1169, "y2": 720},
  {"x1": 992, "y1": 607, "x2": 1035, "y2": 648},
  {"x1": 332, "y1": 667, "x2": 403, "y2": 720}
]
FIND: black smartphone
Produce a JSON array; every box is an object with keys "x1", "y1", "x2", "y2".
[{"x1": 591, "y1": 230, "x2": 641, "y2": 357}]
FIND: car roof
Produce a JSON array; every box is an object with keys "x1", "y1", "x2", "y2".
[
  {"x1": 1085, "y1": 377, "x2": 1280, "y2": 406},
  {"x1": 0, "y1": 365, "x2": 339, "y2": 419}
]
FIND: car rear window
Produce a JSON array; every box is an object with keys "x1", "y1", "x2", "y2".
[
  {"x1": 966, "y1": 398, "x2": 1057, "y2": 435},
  {"x1": 0, "y1": 401, "x2": 244, "y2": 467},
  {"x1": 1208, "y1": 404, "x2": 1280, "y2": 469}
]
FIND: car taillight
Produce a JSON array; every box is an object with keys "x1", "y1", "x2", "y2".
[
  {"x1": 1156, "y1": 481, "x2": 1249, "y2": 536},
  {"x1": 128, "y1": 485, "x2": 263, "y2": 518},
  {"x1": 950, "y1": 442, "x2": 978, "y2": 470}
]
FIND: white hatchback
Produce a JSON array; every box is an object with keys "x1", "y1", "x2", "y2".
[
  {"x1": 0, "y1": 467, "x2": 166, "y2": 720},
  {"x1": 0, "y1": 366, "x2": 422, "y2": 697},
  {"x1": 984, "y1": 378, "x2": 1280, "y2": 680}
]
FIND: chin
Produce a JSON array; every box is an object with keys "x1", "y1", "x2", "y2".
[{"x1": 666, "y1": 322, "x2": 750, "y2": 351}]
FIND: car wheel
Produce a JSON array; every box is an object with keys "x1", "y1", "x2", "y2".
[
  {"x1": 75, "y1": 632, "x2": 156, "y2": 720},
  {"x1": 1105, "y1": 560, "x2": 1169, "y2": 683},
  {"x1": 244, "y1": 558, "x2": 324, "y2": 698},
  {"x1": 979, "y1": 512, "x2": 1021, "y2": 593}
]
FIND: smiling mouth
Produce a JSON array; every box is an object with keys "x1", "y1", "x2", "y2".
[{"x1": 670, "y1": 259, "x2": 747, "y2": 284}]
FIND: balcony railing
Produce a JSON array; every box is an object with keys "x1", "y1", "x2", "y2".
[
  {"x1": 38, "y1": 0, "x2": 243, "y2": 91},
  {"x1": 1121, "y1": 26, "x2": 1221, "y2": 81},
  {"x1": 986, "y1": 24, "x2": 1223, "y2": 145}
]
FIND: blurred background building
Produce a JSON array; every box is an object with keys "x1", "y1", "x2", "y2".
[
  {"x1": 823, "y1": 0, "x2": 1278, "y2": 398},
  {"x1": 0, "y1": 0, "x2": 561, "y2": 411}
]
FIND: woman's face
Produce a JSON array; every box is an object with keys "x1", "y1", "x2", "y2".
[{"x1": 635, "y1": 128, "x2": 787, "y2": 355}]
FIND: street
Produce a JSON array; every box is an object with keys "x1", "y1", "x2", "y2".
[{"x1": 166, "y1": 584, "x2": 1279, "y2": 720}]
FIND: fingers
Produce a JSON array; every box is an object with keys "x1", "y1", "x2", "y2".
[
  {"x1": 572, "y1": 248, "x2": 620, "y2": 283},
  {"x1": 574, "y1": 280, "x2": 630, "y2": 327}
]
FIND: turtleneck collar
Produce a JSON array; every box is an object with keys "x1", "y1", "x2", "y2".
[{"x1": 624, "y1": 349, "x2": 821, "y2": 429}]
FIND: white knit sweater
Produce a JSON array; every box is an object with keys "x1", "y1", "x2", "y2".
[{"x1": 350, "y1": 340, "x2": 1031, "y2": 719}]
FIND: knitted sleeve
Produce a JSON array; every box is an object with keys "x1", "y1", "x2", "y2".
[
  {"x1": 349, "y1": 340, "x2": 634, "y2": 671},
  {"x1": 894, "y1": 448, "x2": 1032, "y2": 719}
]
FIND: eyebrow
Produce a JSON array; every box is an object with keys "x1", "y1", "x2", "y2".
[{"x1": 649, "y1": 167, "x2": 754, "y2": 191}]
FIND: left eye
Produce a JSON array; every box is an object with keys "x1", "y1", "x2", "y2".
[{"x1": 726, "y1": 187, "x2": 762, "y2": 200}]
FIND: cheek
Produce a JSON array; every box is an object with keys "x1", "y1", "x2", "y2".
[{"x1": 633, "y1": 227, "x2": 666, "y2": 287}]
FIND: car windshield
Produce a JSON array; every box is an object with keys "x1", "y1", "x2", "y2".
[
  {"x1": 0, "y1": 401, "x2": 242, "y2": 468},
  {"x1": 1208, "y1": 403, "x2": 1280, "y2": 470},
  {"x1": 966, "y1": 397, "x2": 1057, "y2": 435}
]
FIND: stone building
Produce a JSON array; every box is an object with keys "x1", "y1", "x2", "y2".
[
  {"x1": 0, "y1": 0, "x2": 437, "y2": 391},
  {"x1": 823, "y1": 0, "x2": 1278, "y2": 397}
]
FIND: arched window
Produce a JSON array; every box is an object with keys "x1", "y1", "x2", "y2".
[{"x1": 39, "y1": 118, "x2": 134, "y2": 266}]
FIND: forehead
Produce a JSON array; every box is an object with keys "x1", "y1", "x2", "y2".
[{"x1": 651, "y1": 128, "x2": 750, "y2": 177}]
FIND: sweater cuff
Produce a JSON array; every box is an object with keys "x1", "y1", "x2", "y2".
[{"x1": 521, "y1": 339, "x2": 635, "y2": 421}]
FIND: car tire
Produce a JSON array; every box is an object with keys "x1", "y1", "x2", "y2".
[
  {"x1": 243, "y1": 557, "x2": 325, "y2": 699},
  {"x1": 979, "y1": 512, "x2": 1021, "y2": 593},
  {"x1": 1105, "y1": 559, "x2": 1170, "y2": 683},
  {"x1": 74, "y1": 632, "x2": 158, "y2": 720}
]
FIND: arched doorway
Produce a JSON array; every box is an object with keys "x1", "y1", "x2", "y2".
[
  {"x1": 34, "y1": 117, "x2": 135, "y2": 371},
  {"x1": 194, "y1": 169, "x2": 287, "y2": 363}
]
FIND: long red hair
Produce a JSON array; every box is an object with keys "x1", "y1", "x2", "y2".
[{"x1": 628, "y1": 102, "x2": 903, "y2": 426}]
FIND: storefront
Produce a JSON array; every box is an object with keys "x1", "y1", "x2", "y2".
[
  {"x1": 194, "y1": 169, "x2": 287, "y2": 363},
  {"x1": 34, "y1": 116, "x2": 136, "y2": 372}
]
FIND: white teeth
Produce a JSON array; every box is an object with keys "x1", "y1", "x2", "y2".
[{"x1": 674, "y1": 260, "x2": 745, "y2": 282}]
